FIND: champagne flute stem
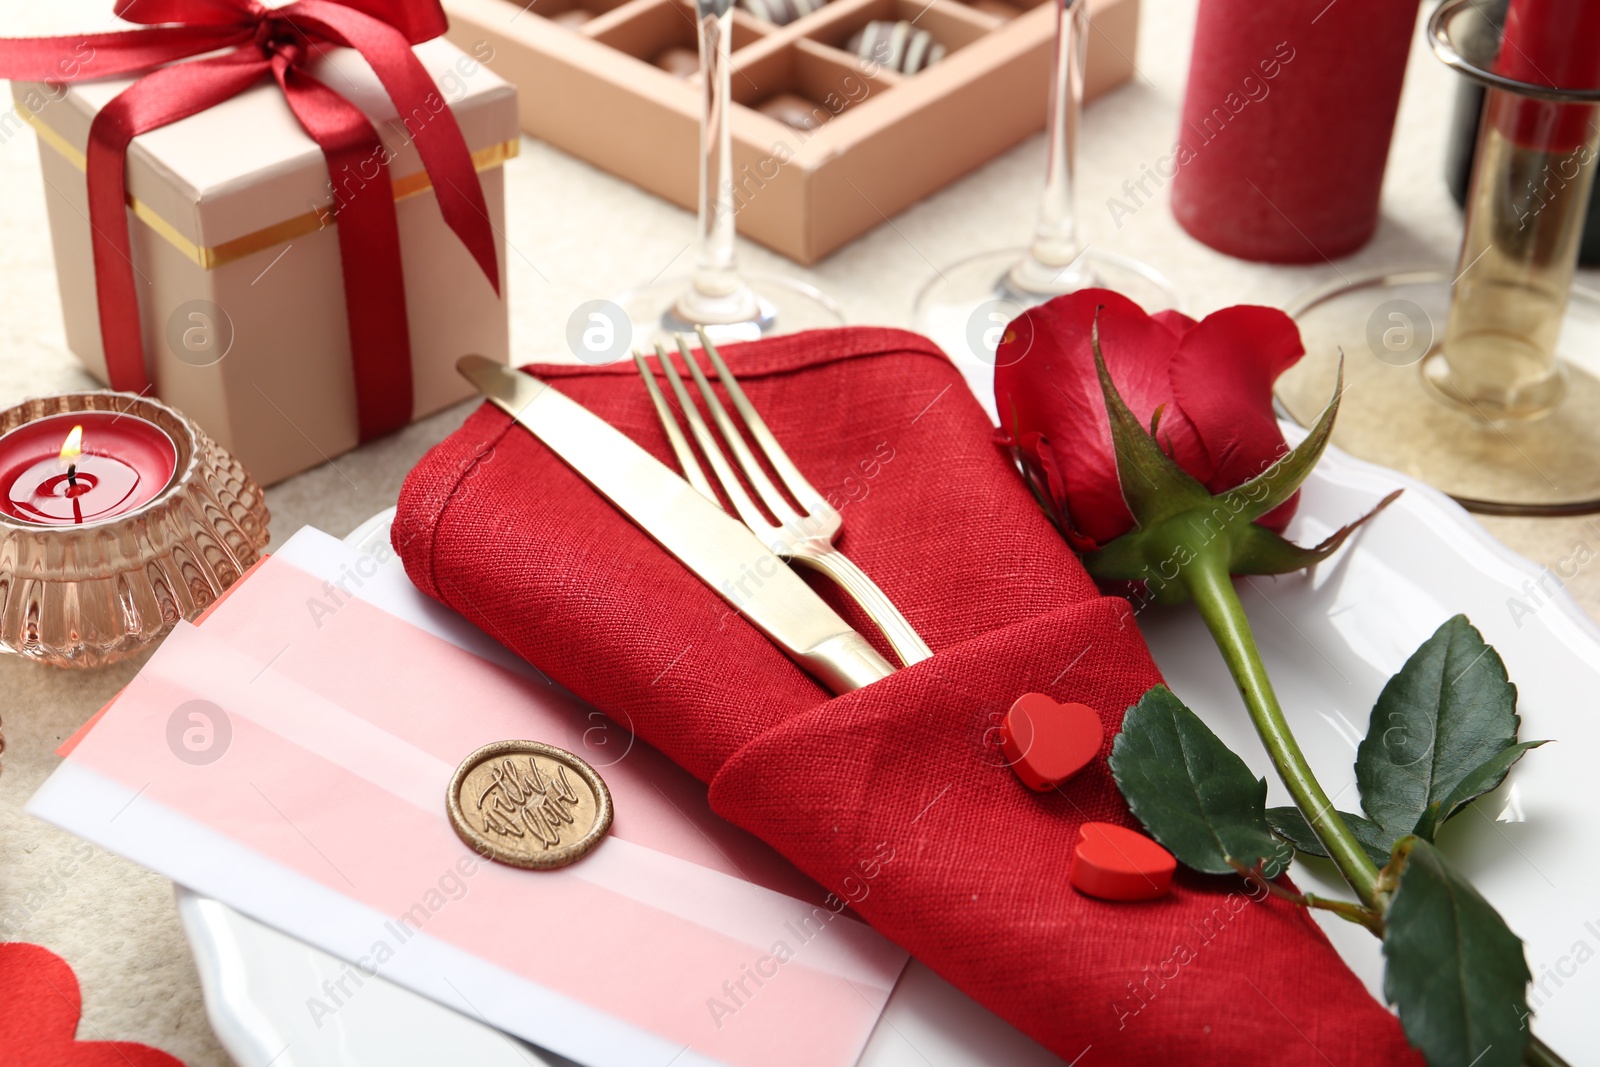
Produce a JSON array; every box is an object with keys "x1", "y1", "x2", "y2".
[
  {"x1": 1025, "y1": 0, "x2": 1087, "y2": 276},
  {"x1": 690, "y1": 0, "x2": 742, "y2": 306}
]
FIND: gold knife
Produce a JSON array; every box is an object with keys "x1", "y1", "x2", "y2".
[{"x1": 458, "y1": 357, "x2": 895, "y2": 694}]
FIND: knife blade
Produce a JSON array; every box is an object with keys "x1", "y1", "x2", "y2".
[{"x1": 458, "y1": 356, "x2": 895, "y2": 694}]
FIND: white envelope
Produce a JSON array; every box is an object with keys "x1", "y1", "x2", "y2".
[{"x1": 30, "y1": 527, "x2": 908, "y2": 1067}]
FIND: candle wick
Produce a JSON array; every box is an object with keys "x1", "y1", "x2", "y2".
[{"x1": 66, "y1": 464, "x2": 77, "y2": 488}]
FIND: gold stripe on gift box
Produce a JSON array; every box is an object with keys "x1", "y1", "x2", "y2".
[{"x1": 16, "y1": 105, "x2": 519, "y2": 271}]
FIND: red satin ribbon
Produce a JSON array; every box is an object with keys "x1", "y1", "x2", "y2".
[{"x1": 0, "y1": 0, "x2": 501, "y2": 442}]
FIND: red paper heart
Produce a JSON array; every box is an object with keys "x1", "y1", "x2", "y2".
[
  {"x1": 997, "y1": 693, "x2": 1104, "y2": 792},
  {"x1": 0, "y1": 943, "x2": 184, "y2": 1066},
  {"x1": 1070, "y1": 822, "x2": 1177, "y2": 901}
]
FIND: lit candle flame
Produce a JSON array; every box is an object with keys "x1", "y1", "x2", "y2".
[{"x1": 59, "y1": 424, "x2": 83, "y2": 466}]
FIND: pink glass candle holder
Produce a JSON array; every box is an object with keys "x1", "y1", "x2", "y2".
[{"x1": 0, "y1": 392, "x2": 269, "y2": 670}]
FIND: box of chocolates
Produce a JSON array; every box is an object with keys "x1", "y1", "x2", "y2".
[{"x1": 444, "y1": 0, "x2": 1138, "y2": 263}]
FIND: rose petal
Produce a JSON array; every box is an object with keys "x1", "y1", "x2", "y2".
[
  {"x1": 1152, "y1": 308, "x2": 1199, "y2": 335},
  {"x1": 995, "y1": 289, "x2": 1212, "y2": 545},
  {"x1": 1168, "y1": 305, "x2": 1305, "y2": 531},
  {"x1": 1039, "y1": 435, "x2": 1131, "y2": 549}
]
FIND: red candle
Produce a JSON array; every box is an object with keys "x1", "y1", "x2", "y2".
[
  {"x1": 1493, "y1": 0, "x2": 1600, "y2": 151},
  {"x1": 1498, "y1": 0, "x2": 1600, "y2": 90},
  {"x1": 0, "y1": 412, "x2": 178, "y2": 526},
  {"x1": 1168, "y1": 0, "x2": 1418, "y2": 263}
]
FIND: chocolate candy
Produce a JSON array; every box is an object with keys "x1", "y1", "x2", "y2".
[
  {"x1": 757, "y1": 92, "x2": 832, "y2": 131},
  {"x1": 969, "y1": 0, "x2": 1024, "y2": 19},
  {"x1": 846, "y1": 20, "x2": 946, "y2": 75},
  {"x1": 739, "y1": 0, "x2": 824, "y2": 25},
  {"x1": 653, "y1": 45, "x2": 700, "y2": 79},
  {"x1": 549, "y1": 7, "x2": 596, "y2": 27}
]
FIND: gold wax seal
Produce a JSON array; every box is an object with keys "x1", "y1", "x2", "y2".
[{"x1": 446, "y1": 740, "x2": 613, "y2": 870}]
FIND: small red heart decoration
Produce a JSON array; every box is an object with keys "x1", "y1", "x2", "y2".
[
  {"x1": 0, "y1": 942, "x2": 184, "y2": 1066},
  {"x1": 1070, "y1": 822, "x2": 1177, "y2": 901},
  {"x1": 997, "y1": 692, "x2": 1104, "y2": 792}
]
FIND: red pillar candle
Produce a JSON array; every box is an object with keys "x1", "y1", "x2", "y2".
[
  {"x1": 1493, "y1": 0, "x2": 1600, "y2": 151},
  {"x1": 0, "y1": 412, "x2": 178, "y2": 526},
  {"x1": 1169, "y1": 0, "x2": 1419, "y2": 263}
]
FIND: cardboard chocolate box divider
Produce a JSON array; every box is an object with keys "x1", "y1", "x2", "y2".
[{"x1": 445, "y1": 0, "x2": 1137, "y2": 265}]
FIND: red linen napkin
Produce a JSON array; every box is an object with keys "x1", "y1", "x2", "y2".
[{"x1": 394, "y1": 327, "x2": 1419, "y2": 1065}]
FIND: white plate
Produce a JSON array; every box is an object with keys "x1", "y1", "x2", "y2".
[{"x1": 179, "y1": 432, "x2": 1600, "y2": 1064}]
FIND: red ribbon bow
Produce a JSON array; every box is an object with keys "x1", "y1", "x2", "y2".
[{"x1": 0, "y1": 0, "x2": 502, "y2": 441}]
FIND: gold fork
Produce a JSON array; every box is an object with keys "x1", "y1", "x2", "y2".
[{"x1": 631, "y1": 328, "x2": 932, "y2": 667}]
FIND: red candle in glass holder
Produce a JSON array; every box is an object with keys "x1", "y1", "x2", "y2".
[
  {"x1": 1494, "y1": 0, "x2": 1600, "y2": 151},
  {"x1": 0, "y1": 412, "x2": 178, "y2": 526}
]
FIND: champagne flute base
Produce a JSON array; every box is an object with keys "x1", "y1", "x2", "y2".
[
  {"x1": 912, "y1": 246, "x2": 1176, "y2": 421},
  {"x1": 1276, "y1": 268, "x2": 1600, "y2": 516},
  {"x1": 617, "y1": 273, "x2": 843, "y2": 348}
]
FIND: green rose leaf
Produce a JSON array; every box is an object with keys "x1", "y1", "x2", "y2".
[
  {"x1": 1355, "y1": 616, "x2": 1520, "y2": 840},
  {"x1": 1412, "y1": 740, "x2": 1548, "y2": 842},
  {"x1": 1265, "y1": 805, "x2": 1395, "y2": 867},
  {"x1": 1382, "y1": 836, "x2": 1532, "y2": 1067},
  {"x1": 1109, "y1": 685, "x2": 1286, "y2": 875}
]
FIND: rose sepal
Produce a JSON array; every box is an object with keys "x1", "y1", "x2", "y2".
[{"x1": 1079, "y1": 325, "x2": 1400, "y2": 591}]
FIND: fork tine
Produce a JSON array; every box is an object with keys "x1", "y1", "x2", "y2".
[
  {"x1": 696, "y1": 326, "x2": 829, "y2": 515},
  {"x1": 653, "y1": 343, "x2": 770, "y2": 533},
  {"x1": 675, "y1": 333, "x2": 804, "y2": 527},
  {"x1": 632, "y1": 348, "x2": 716, "y2": 502}
]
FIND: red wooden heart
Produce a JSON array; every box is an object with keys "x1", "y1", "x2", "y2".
[
  {"x1": 0, "y1": 943, "x2": 184, "y2": 1066},
  {"x1": 997, "y1": 692, "x2": 1104, "y2": 792},
  {"x1": 1070, "y1": 822, "x2": 1177, "y2": 901}
]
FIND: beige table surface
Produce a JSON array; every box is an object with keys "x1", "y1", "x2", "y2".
[{"x1": 3, "y1": 0, "x2": 1598, "y2": 1063}]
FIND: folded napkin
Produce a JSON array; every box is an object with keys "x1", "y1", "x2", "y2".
[{"x1": 394, "y1": 327, "x2": 1419, "y2": 1065}]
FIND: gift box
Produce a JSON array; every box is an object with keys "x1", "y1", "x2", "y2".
[{"x1": 12, "y1": 36, "x2": 517, "y2": 486}]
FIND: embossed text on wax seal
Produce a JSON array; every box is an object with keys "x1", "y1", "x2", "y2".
[{"x1": 446, "y1": 740, "x2": 613, "y2": 870}]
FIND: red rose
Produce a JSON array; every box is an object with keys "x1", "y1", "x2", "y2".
[{"x1": 993, "y1": 289, "x2": 1305, "y2": 548}]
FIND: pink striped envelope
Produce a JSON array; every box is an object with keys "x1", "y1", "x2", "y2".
[{"x1": 29, "y1": 528, "x2": 907, "y2": 1067}]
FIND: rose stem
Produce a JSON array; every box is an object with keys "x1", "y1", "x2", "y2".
[
  {"x1": 1188, "y1": 548, "x2": 1574, "y2": 1067},
  {"x1": 1180, "y1": 550, "x2": 1380, "y2": 909}
]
